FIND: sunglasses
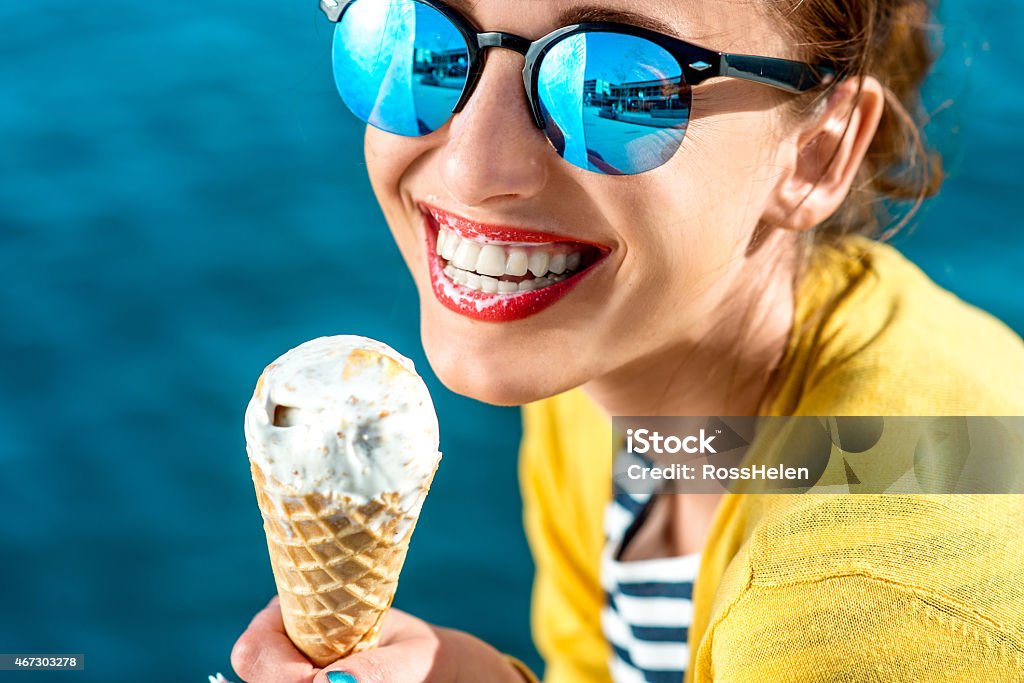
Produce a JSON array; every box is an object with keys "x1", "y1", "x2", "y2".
[{"x1": 321, "y1": 0, "x2": 837, "y2": 175}]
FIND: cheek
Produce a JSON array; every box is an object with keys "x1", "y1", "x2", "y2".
[
  {"x1": 687, "y1": 90, "x2": 792, "y2": 204},
  {"x1": 360, "y1": 129, "x2": 430, "y2": 282},
  {"x1": 364, "y1": 127, "x2": 436, "y2": 205},
  {"x1": 363, "y1": 127, "x2": 442, "y2": 257},
  {"x1": 364, "y1": 128, "x2": 407, "y2": 200},
  {"x1": 607, "y1": 112, "x2": 783, "y2": 308},
  {"x1": 668, "y1": 109, "x2": 783, "y2": 233}
]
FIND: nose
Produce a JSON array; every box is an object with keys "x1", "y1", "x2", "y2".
[{"x1": 438, "y1": 50, "x2": 551, "y2": 207}]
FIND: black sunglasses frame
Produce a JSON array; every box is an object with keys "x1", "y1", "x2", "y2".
[{"x1": 320, "y1": 0, "x2": 837, "y2": 132}]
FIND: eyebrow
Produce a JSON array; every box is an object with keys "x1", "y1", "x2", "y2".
[
  {"x1": 440, "y1": 0, "x2": 679, "y2": 38},
  {"x1": 556, "y1": 6, "x2": 679, "y2": 37}
]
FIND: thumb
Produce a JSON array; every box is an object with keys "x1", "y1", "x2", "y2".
[{"x1": 313, "y1": 637, "x2": 448, "y2": 683}]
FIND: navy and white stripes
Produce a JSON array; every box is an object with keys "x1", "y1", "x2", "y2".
[{"x1": 601, "y1": 484, "x2": 699, "y2": 683}]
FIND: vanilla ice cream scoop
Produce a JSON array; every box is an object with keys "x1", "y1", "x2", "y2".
[
  {"x1": 243, "y1": 335, "x2": 442, "y2": 665},
  {"x1": 244, "y1": 335, "x2": 440, "y2": 504}
]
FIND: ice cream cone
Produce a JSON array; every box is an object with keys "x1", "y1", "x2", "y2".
[{"x1": 244, "y1": 336, "x2": 441, "y2": 666}]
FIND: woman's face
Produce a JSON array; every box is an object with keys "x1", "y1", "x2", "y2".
[{"x1": 365, "y1": 0, "x2": 804, "y2": 405}]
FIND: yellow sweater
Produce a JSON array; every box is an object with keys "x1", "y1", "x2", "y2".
[{"x1": 518, "y1": 237, "x2": 1024, "y2": 682}]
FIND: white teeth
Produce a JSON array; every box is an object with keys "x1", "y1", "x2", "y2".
[
  {"x1": 549, "y1": 253, "x2": 567, "y2": 275},
  {"x1": 528, "y1": 251, "x2": 550, "y2": 277},
  {"x1": 452, "y1": 241, "x2": 482, "y2": 271},
  {"x1": 441, "y1": 230, "x2": 459, "y2": 260},
  {"x1": 476, "y1": 245, "x2": 507, "y2": 277},
  {"x1": 479, "y1": 275, "x2": 499, "y2": 293},
  {"x1": 444, "y1": 264, "x2": 465, "y2": 285},
  {"x1": 518, "y1": 279, "x2": 539, "y2": 292},
  {"x1": 436, "y1": 222, "x2": 594, "y2": 291},
  {"x1": 505, "y1": 249, "x2": 529, "y2": 277},
  {"x1": 443, "y1": 263, "x2": 567, "y2": 295}
]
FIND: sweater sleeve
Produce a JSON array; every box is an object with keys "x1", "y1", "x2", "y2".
[
  {"x1": 695, "y1": 573, "x2": 1024, "y2": 682},
  {"x1": 520, "y1": 399, "x2": 613, "y2": 683}
]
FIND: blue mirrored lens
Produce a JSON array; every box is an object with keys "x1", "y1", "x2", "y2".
[
  {"x1": 332, "y1": 0, "x2": 469, "y2": 136},
  {"x1": 538, "y1": 33, "x2": 690, "y2": 175}
]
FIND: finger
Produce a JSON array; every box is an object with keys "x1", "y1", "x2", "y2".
[
  {"x1": 232, "y1": 597, "x2": 317, "y2": 683},
  {"x1": 313, "y1": 637, "x2": 447, "y2": 683},
  {"x1": 376, "y1": 608, "x2": 435, "y2": 646}
]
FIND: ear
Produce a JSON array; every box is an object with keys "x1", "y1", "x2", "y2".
[{"x1": 762, "y1": 77, "x2": 885, "y2": 231}]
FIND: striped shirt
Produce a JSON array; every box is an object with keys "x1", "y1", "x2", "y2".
[{"x1": 601, "y1": 483, "x2": 699, "y2": 683}]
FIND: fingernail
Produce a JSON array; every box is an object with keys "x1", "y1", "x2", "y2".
[{"x1": 326, "y1": 673, "x2": 358, "y2": 683}]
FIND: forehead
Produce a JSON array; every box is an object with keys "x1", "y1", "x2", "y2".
[{"x1": 441, "y1": 0, "x2": 789, "y2": 55}]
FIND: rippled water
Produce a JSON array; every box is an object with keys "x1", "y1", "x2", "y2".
[{"x1": 0, "y1": 1, "x2": 1020, "y2": 680}]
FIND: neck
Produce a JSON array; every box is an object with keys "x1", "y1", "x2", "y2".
[{"x1": 583, "y1": 231, "x2": 798, "y2": 418}]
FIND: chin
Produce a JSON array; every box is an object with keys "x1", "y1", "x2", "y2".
[{"x1": 419, "y1": 308, "x2": 589, "y2": 406}]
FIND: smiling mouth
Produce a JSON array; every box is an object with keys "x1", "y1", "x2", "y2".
[
  {"x1": 420, "y1": 204, "x2": 608, "y2": 321},
  {"x1": 438, "y1": 224, "x2": 597, "y2": 293}
]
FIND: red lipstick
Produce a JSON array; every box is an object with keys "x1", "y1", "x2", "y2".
[{"x1": 419, "y1": 204, "x2": 609, "y2": 323}]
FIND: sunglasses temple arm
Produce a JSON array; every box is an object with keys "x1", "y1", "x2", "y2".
[{"x1": 719, "y1": 53, "x2": 837, "y2": 93}]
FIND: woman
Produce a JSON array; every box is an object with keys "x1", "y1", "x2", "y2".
[{"x1": 231, "y1": 0, "x2": 1024, "y2": 681}]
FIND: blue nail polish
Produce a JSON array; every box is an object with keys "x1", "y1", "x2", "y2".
[{"x1": 326, "y1": 673, "x2": 358, "y2": 683}]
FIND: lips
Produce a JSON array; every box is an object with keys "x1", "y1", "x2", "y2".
[{"x1": 419, "y1": 204, "x2": 609, "y2": 322}]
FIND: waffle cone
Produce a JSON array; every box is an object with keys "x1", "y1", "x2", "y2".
[{"x1": 250, "y1": 458, "x2": 432, "y2": 667}]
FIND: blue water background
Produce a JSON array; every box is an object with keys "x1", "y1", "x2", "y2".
[{"x1": 0, "y1": 1, "x2": 1021, "y2": 681}]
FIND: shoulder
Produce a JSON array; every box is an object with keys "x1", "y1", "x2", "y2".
[
  {"x1": 702, "y1": 570, "x2": 1024, "y2": 681},
  {"x1": 742, "y1": 494, "x2": 1024, "y2": 593},
  {"x1": 520, "y1": 389, "x2": 611, "y2": 484},
  {"x1": 770, "y1": 236, "x2": 1024, "y2": 415},
  {"x1": 519, "y1": 392, "x2": 615, "y2": 683},
  {"x1": 519, "y1": 389, "x2": 612, "y2": 558},
  {"x1": 697, "y1": 494, "x2": 1024, "y2": 680}
]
